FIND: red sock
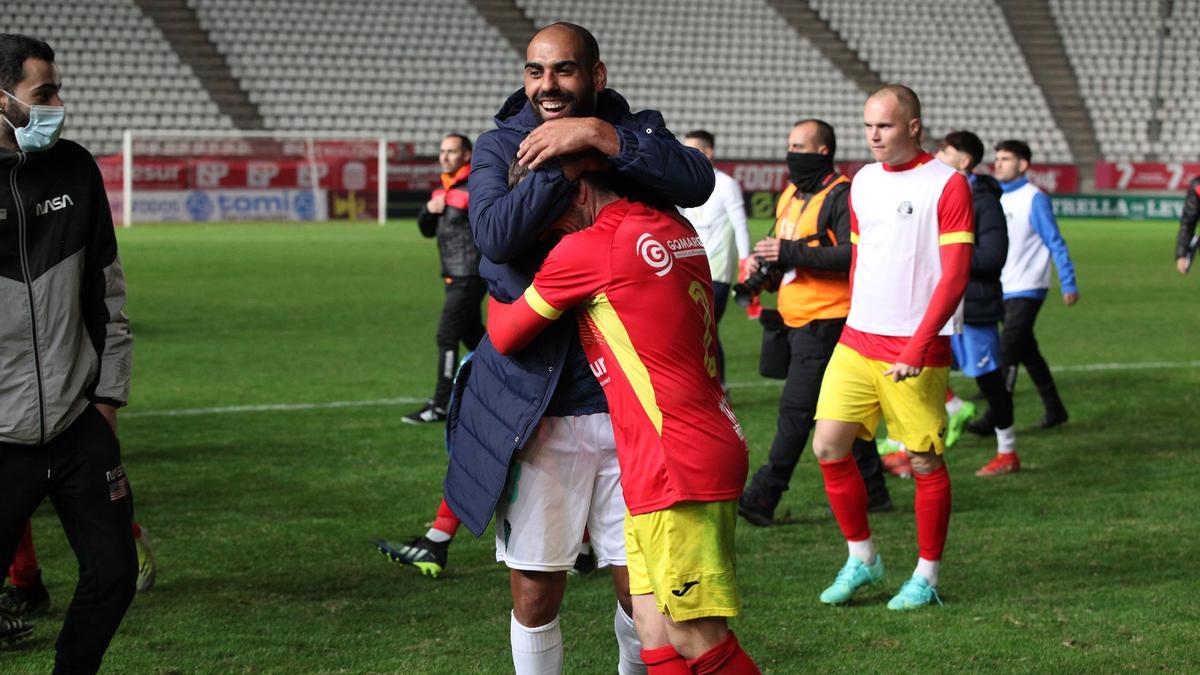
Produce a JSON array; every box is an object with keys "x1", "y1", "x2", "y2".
[
  {"x1": 432, "y1": 498, "x2": 460, "y2": 538},
  {"x1": 945, "y1": 387, "x2": 955, "y2": 403},
  {"x1": 581, "y1": 528, "x2": 590, "y2": 544},
  {"x1": 8, "y1": 520, "x2": 39, "y2": 589},
  {"x1": 687, "y1": 631, "x2": 760, "y2": 674},
  {"x1": 819, "y1": 456, "x2": 870, "y2": 542},
  {"x1": 914, "y1": 464, "x2": 952, "y2": 560},
  {"x1": 640, "y1": 644, "x2": 691, "y2": 675},
  {"x1": 132, "y1": 521, "x2": 143, "y2": 539}
]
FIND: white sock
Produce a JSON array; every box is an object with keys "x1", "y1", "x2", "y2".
[
  {"x1": 995, "y1": 426, "x2": 1017, "y2": 455},
  {"x1": 511, "y1": 612, "x2": 563, "y2": 675},
  {"x1": 945, "y1": 395, "x2": 964, "y2": 415},
  {"x1": 848, "y1": 538, "x2": 877, "y2": 565},
  {"x1": 579, "y1": 540, "x2": 592, "y2": 555},
  {"x1": 613, "y1": 604, "x2": 646, "y2": 675},
  {"x1": 425, "y1": 528, "x2": 452, "y2": 543},
  {"x1": 915, "y1": 558, "x2": 940, "y2": 587}
]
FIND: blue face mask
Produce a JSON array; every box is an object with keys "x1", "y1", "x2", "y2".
[{"x1": 1, "y1": 89, "x2": 65, "y2": 153}]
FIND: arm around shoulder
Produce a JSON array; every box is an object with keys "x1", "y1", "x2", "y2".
[
  {"x1": 608, "y1": 112, "x2": 715, "y2": 207},
  {"x1": 468, "y1": 132, "x2": 575, "y2": 262}
]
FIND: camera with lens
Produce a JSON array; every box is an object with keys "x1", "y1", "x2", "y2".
[{"x1": 733, "y1": 255, "x2": 781, "y2": 308}]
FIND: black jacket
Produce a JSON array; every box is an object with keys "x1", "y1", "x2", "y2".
[
  {"x1": 417, "y1": 172, "x2": 481, "y2": 278},
  {"x1": 0, "y1": 140, "x2": 132, "y2": 444},
  {"x1": 1176, "y1": 176, "x2": 1200, "y2": 260},
  {"x1": 964, "y1": 174, "x2": 1007, "y2": 324}
]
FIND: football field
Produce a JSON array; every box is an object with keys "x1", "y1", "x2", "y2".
[{"x1": 3, "y1": 217, "x2": 1199, "y2": 673}]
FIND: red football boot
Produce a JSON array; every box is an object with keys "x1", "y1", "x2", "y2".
[{"x1": 975, "y1": 453, "x2": 1020, "y2": 477}]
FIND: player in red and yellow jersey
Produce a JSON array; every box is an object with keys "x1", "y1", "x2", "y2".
[
  {"x1": 488, "y1": 164, "x2": 759, "y2": 674},
  {"x1": 811, "y1": 85, "x2": 973, "y2": 611}
]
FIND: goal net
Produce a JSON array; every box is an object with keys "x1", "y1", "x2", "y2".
[{"x1": 115, "y1": 130, "x2": 389, "y2": 225}]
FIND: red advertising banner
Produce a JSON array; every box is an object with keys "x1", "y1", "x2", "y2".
[
  {"x1": 388, "y1": 160, "x2": 442, "y2": 192},
  {"x1": 712, "y1": 161, "x2": 867, "y2": 192},
  {"x1": 1094, "y1": 162, "x2": 1200, "y2": 191},
  {"x1": 996, "y1": 164, "x2": 1079, "y2": 194},
  {"x1": 98, "y1": 155, "x2": 380, "y2": 192},
  {"x1": 101, "y1": 153, "x2": 1082, "y2": 196}
]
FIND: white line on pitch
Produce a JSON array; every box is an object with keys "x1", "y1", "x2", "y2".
[
  {"x1": 123, "y1": 396, "x2": 425, "y2": 418},
  {"x1": 725, "y1": 358, "x2": 1200, "y2": 389},
  {"x1": 123, "y1": 359, "x2": 1200, "y2": 419}
]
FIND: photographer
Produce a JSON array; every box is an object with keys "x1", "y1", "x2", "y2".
[{"x1": 738, "y1": 120, "x2": 889, "y2": 526}]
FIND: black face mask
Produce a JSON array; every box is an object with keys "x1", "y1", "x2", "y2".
[{"x1": 786, "y1": 152, "x2": 834, "y2": 193}]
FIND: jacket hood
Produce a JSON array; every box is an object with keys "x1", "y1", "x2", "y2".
[
  {"x1": 972, "y1": 173, "x2": 1002, "y2": 199},
  {"x1": 494, "y1": 88, "x2": 635, "y2": 132}
]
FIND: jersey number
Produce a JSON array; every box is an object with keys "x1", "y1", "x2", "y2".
[{"x1": 688, "y1": 281, "x2": 719, "y2": 378}]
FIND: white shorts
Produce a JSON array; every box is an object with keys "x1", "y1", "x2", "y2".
[{"x1": 495, "y1": 413, "x2": 626, "y2": 572}]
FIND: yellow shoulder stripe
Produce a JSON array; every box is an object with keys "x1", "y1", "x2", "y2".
[
  {"x1": 524, "y1": 286, "x2": 563, "y2": 321},
  {"x1": 850, "y1": 232, "x2": 860, "y2": 244},
  {"x1": 586, "y1": 294, "x2": 663, "y2": 435},
  {"x1": 939, "y1": 231, "x2": 975, "y2": 246}
]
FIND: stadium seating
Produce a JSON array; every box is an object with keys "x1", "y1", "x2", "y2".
[
  {"x1": 0, "y1": 0, "x2": 235, "y2": 156},
  {"x1": 2, "y1": 0, "x2": 1197, "y2": 164},
  {"x1": 1052, "y1": 0, "x2": 1199, "y2": 162},
  {"x1": 808, "y1": 0, "x2": 1073, "y2": 162},
  {"x1": 188, "y1": 0, "x2": 519, "y2": 155},
  {"x1": 514, "y1": 0, "x2": 869, "y2": 160}
]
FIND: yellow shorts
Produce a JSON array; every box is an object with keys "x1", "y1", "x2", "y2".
[
  {"x1": 815, "y1": 343, "x2": 950, "y2": 454},
  {"x1": 624, "y1": 500, "x2": 740, "y2": 621}
]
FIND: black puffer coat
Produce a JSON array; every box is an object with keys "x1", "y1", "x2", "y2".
[
  {"x1": 964, "y1": 173, "x2": 1008, "y2": 324},
  {"x1": 417, "y1": 171, "x2": 481, "y2": 278}
]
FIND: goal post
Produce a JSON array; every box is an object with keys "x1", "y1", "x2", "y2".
[{"x1": 119, "y1": 129, "x2": 389, "y2": 226}]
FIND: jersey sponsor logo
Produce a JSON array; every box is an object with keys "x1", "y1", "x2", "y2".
[
  {"x1": 637, "y1": 233, "x2": 673, "y2": 277},
  {"x1": 671, "y1": 581, "x2": 700, "y2": 597},
  {"x1": 666, "y1": 234, "x2": 707, "y2": 259},
  {"x1": 896, "y1": 200, "x2": 913, "y2": 216},
  {"x1": 976, "y1": 354, "x2": 991, "y2": 369},
  {"x1": 35, "y1": 193, "x2": 74, "y2": 216},
  {"x1": 589, "y1": 356, "x2": 611, "y2": 386}
]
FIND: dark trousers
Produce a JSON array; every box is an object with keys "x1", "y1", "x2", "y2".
[
  {"x1": 1000, "y1": 297, "x2": 1065, "y2": 413},
  {"x1": 432, "y1": 276, "x2": 487, "y2": 408},
  {"x1": 749, "y1": 318, "x2": 888, "y2": 509},
  {"x1": 712, "y1": 281, "x2": 730, "y2": 385},
  {"x1": 976, "y1": 368, "x2": 1014, "y2": 430},
  {"x1": 0, "y1": 406, "x2": 137, "y2": 675}
]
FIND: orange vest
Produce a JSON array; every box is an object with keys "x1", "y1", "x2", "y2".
[{"x1": 775, "y1": 175, "x2": 852, "y2": 327}]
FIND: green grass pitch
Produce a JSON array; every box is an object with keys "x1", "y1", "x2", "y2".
[{"x1": 3, "y1": 217, "x2": 1199, "y2": 673}]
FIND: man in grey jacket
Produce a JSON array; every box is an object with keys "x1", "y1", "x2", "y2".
[{"x1": 0, "y1": 34, "x2": 137, "y2": 672}]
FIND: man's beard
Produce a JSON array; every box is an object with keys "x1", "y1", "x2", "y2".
[
  {"x1": 531, "y1": 86, "x2": 597, "y2": 123},
  {"x1": 0, "y1": 104, "x2": 28, "y2": 145}
]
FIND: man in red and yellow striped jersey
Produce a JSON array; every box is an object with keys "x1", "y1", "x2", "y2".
[
  {"x1": 811, "y1": 85, "x2": 973, "y2": 611},
  {"x1": 488, "y1": 164, "x2": 759, "y2": 674}
]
